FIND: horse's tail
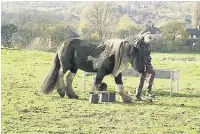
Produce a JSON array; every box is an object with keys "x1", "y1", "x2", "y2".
[{"x1": 41, "y1": 52, "x2": 60, "y2": 94}]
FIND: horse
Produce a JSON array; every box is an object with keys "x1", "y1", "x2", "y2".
[{"x1": 41, "y1": 36, "x2": 151, "y2": 103}]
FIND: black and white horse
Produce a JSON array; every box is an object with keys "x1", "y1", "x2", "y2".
[{"x1": 41, "y1": 33, "x2": 152, "y2": 103}]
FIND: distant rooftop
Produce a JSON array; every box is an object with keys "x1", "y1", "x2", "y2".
[
  {"x1": 186, "y1": 29, "x2": 200, "y2": 36},
  {"x1": 141, "y1": 23, "x2": 161, "y2": 34}
]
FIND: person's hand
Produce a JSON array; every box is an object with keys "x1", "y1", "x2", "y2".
[{"x1": 144, "y1": 65, "x2": 147, "y2": 72}]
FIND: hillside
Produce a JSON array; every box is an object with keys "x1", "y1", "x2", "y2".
[{"x1": 1, "y1": 1, "x2": 194, "y2": 28}]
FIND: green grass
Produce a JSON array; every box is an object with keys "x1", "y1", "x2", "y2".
[{"x1": 1, "y1": 48, "x2": 200, "y2": 134}]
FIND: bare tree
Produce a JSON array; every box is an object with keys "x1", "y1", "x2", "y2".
[
  {"x1": 85, "y1": 2, "x2": 115, "y2": 41},
  {"x1": 192, "y1": 2, "x2": 200, "y2": 28}
]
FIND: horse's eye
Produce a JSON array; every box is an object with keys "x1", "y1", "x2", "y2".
[{"x1": 133, "y1": 47, "x2": 138, "y2": 53}]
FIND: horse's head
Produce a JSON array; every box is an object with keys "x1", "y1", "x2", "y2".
[
  {"x1": 127, "y1": 45, "x2": 139, "y2": 68},
  {"x1": 136, "y1": 32, "x2": 153, "y2": 44},
  {"x1": 125, "y1": 31, "x2": 153, "y2": 73},
  {"x1": 127, "y1": 32, "x2": 153, "y2": 73},
  {"x1": 127, "y1": 44, "x2": 146, "y2": 73}
]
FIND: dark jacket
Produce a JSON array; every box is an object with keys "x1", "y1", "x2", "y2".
[{"x1": 136, "y1": 41, "x2": 153, "y2": 71}]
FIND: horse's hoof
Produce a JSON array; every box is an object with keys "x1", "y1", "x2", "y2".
[
  {"x1": 99, "y1": 82, "x2": 107, "y2": 91},
  {"x1": 119, "y1": 92, "x2": 132, "y2": 103},
  {"x1": 122, "y1": 98, "x2": 132, "y2": 103},
  {"x1": 136, "y1": 95, "x2": 144, "y2": 101},
  {"x1": 58, "y1": 92, "x2": 65, "y2": 98},
  {"x1": 121, "y1": 95, "x2": 133, "y2": 103},
  {"x1": 57, "y1": 89, "x2": 65, "y2": 98},
  {"x1": 68, "y1": 94, "x2": 79, "y2": 99}
]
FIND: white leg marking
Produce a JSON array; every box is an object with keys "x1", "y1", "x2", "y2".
[
  {"x1": 58, "y1": 68, "x2": 65, "y2": 89},
  {"x1": 116, "y1": 84, "x2": 132, "y2": 103}
]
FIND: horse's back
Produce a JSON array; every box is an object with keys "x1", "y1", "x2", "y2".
[
  {"x1": 59, "y1": 39, "x2": 104, "y2": 72},
  {"x1": 57, "y1": 38, "x2": 129, "y2": 74}
]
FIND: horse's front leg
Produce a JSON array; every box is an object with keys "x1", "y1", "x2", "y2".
[
  {"x1": 114, "y1": 73, "x2": 132, "y2": 103},
  {"x1": 91, "y1": 71, "x2": 106, "y2": 91}
]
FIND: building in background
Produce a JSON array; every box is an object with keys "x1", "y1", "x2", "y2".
[
  {"x1": 143, "y1": 21, "x2": 162, "y2": 38},
  {"x1": 186, "y1": 25, "x2": 200, "y2": 46}
]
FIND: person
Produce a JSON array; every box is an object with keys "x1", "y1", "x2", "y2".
[{"x1": 135, "y1": 32, "x2": 156, "y2": 101}]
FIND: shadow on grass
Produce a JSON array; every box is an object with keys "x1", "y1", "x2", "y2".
[
  {"x1": 154, "y1": 89, "x2": 200, "y2": 98},
  {"x1": 1, "y1": 47, "x2": 24, "y2": 51},
  {"x1": 78, "y1": 98, "x2": 88, "y2": 101},
  {"x1": 49, "y1": 90, "x2": 200, "y2": 109},
  {"x1": 49, "y1": 95, "x2": 200, "y2": 110},
  {"x1": 151, "y1": 102, "x2": 200, "y2": 109},
  {"x1": 1, "y1": 47, "x2": 56, "y2": 53},
  {"x1": 120, "y1": 100, "x2": 200, "y2": 110}
]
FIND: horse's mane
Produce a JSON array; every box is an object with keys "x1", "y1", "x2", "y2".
[{"x1": 99, "y1": 39, "x2": 130, "y2": 76}]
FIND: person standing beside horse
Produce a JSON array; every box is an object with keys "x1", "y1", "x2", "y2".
[{"x1": 135, "y1": 32, "x2": 156, "y2": 101}]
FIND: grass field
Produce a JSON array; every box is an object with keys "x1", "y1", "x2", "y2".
[{"x1": 1, "y1": 48, "x2": 200, "y2": 134}]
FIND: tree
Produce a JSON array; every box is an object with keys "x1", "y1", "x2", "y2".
[
  {"x1": 1, "y1": 24, "x2": 18, "y2": 47},
  {"x1": 160, "y1": 21, "x2": 187, "y2": 42},
  {"x1": 192, "y1": 2, "x2": 200, "y2": 28},
  {"x1": 117, "y1": 14, "x2": 140, "y2": 38},
  {"x1": 14, "y1": 22, "x2": 48, "y2": 46},
  {"x1": 78, "y1": 19, "x2": 91, "y2": 40},
  {"x1": 160, "y1": 21, "x2": 188, "y2": 51},
  {"x1": 49, "y1": 24, "x2": 79, "y2": 44},
  {"x1": 116, "y1": 2, "x2": 130, "y2": 15},
  {"x1": 84, "y1": 2, "x2": 115, "y2": 41}
]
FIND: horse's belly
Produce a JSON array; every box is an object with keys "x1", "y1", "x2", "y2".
[
  {"x1": 74, "y1": 49, "x2": 103, "y2": 72},
  {"x1": 75, "y1": 58, "x2": 97, "y2": 72}
]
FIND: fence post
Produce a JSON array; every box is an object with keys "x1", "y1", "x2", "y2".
[
  {"x1": 48, "y1": 35, "x2": 52, "y2": 48},
  {"x1": 83, "y1": 71, "x2": 86, "y2": 91},
  {"x1": 176, "y1": 70, "x2": 179, "y2": 91},
  {"x1": 170, "y1": 70, "x2": 173, "y2": 96}
]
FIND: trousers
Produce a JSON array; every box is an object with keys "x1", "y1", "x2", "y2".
[{"x1": 136, "y1": 67, "x2": 155, "y2": 96}]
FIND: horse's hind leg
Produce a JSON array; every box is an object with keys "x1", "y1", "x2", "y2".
[
  {"x1": 56, "y1": 41, "x2": 76, "y2": 98},
  {"x1": 65, "y1": 68, "x2": 79, "y2": 99},
  {"x1": 56, "y1": 68, "x2": 66, "y2": 97}
]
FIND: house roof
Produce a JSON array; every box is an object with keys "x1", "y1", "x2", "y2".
[
  {"x1": 140, "y1": 26, "x2": 161, "y2": 34},
  {"x1": 186, "y1": 29, "x2": 200, "y2": 36}
]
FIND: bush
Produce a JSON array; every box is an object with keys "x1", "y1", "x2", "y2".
[
  {"x1": 90, "y1": 32, "x2": 100, "y2": 42},
  {"x1": 51, "y1": 26, "x2": 79, "y2": 45},
  {"x1": 152, "y1": 38, "x2": 163, "y2": 51},
  {"x1": 152, "y1": 38, "x2": 190, "y2": 52},
  {"x1": 1, "y1": 24, "x2": 18, "y2": 47},
  {"x1": 192, "y1": 39, "x2": 200, "y2": 52}
]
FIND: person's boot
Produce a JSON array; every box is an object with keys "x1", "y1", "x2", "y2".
[
  {"x1": 146, "y1": 85, "x2": 155, "y2": 98},
  {"x1": 136, "y1": 88, "x2": 143, "y2": 101},
  {"x1": 136, "y1": 94, "x2": 143, "y2": 101}
]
